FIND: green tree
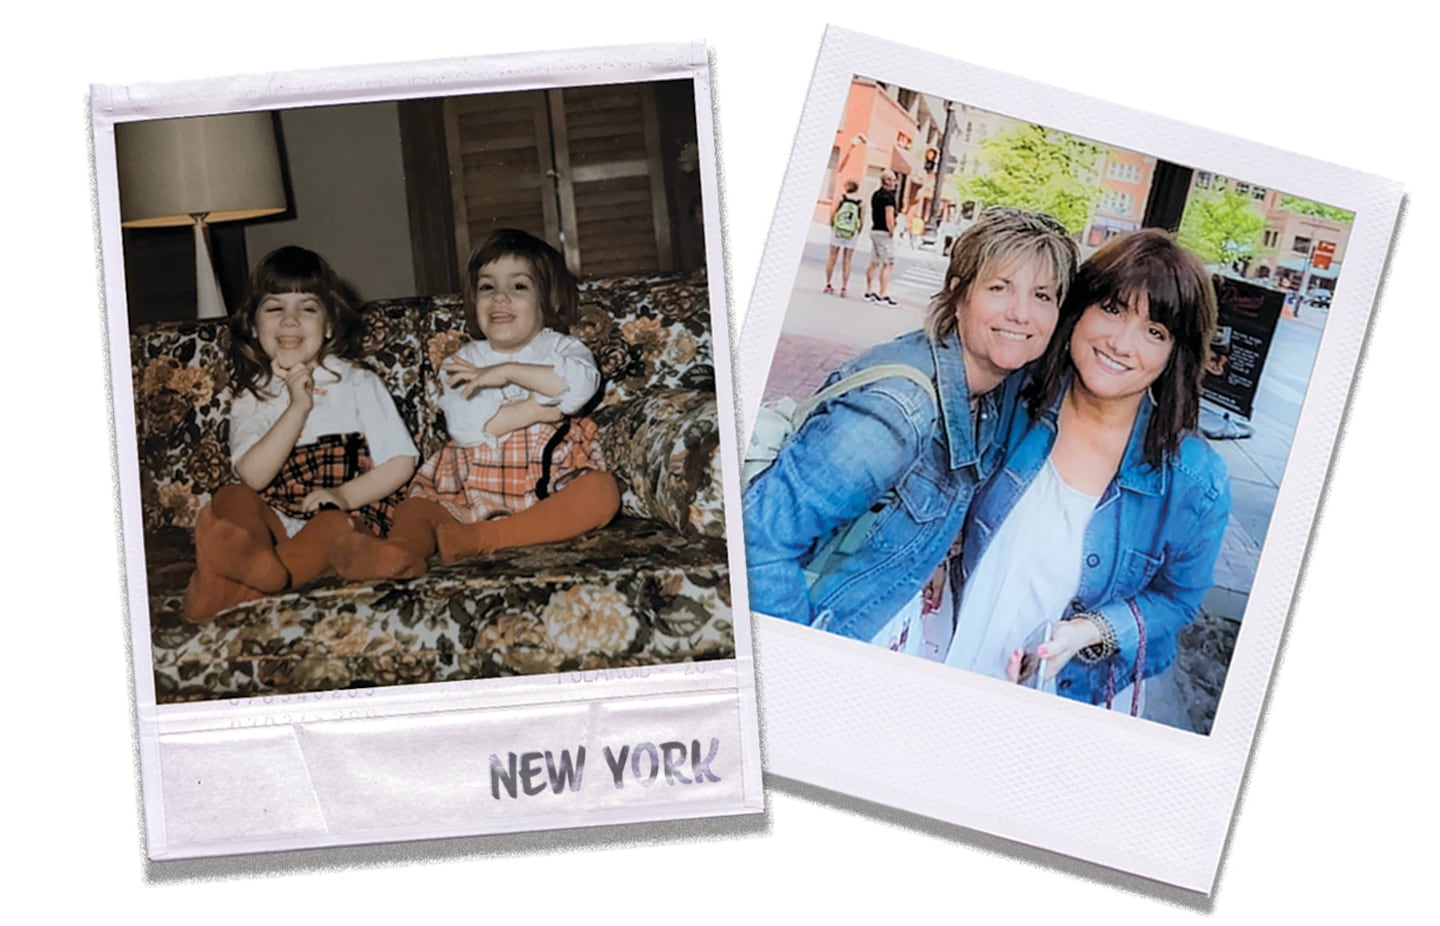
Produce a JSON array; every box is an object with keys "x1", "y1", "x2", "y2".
[
  {"x1": 1279, "y1": 194, "x2": 1355, "y2": 225},
  {"x1": 1177, "y1": 187, "x2": 1268, "y2": 266},
  {"x1": 952, "y1": 124, "x2": 1103, "y2": 234}
]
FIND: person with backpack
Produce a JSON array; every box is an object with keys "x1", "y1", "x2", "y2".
[
  {"x1": 743, "y1": 208, "x2": 1079, "y2": 643},
  {"x1": 824, "y1": 179, "x2": 865, "y2": 296}
]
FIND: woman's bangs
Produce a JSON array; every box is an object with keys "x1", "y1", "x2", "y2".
[{"x1": 1117, "y1": 260, "x2": 1190, "y2": 338}]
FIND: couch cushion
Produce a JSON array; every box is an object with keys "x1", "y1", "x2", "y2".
[
  {"x1": 594, "y1": 388, "x2": 724, "y2": 539},
  {"x1": 145, "y1": 517, "x2": 733, "y2": 703}
]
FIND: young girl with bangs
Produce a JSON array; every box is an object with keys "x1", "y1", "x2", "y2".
[
  {"x1": 184, "y1": 246, "x2": 419, "y2": 621},
  {"x1": 332, "y1": 228, "x2": 620, "y2": 580}
]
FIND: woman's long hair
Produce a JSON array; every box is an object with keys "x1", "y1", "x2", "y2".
[{"x1": 1024, "y1": 229, "x2": 1218, "y2": 467}]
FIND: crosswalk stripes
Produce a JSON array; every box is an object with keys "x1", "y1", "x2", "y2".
[
  {"x1": 895, "y1": 263, "x2": 946, "y2": 290},
  {"x1": 886, "y1": 262, "x2": 947, "y2": 305}
]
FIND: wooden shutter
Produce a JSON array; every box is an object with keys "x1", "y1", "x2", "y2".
[
  {"x1": 440, "y1": 84, "x2": 680, "y2": 281},
  {"x1": 549, "y1": 84, "x2": 674, "y2": 277},
  {"x1": 442, "y1": 91, "x2": 562, "y2": 281}
]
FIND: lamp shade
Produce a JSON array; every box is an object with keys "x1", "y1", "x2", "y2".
[{"x1": 116, "y1": 112, "x2": 287, "y2": 228}]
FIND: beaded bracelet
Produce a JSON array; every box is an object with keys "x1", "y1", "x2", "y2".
[{"x1": 1074, "y1": 612, "x2": 1118, "y2": 664}]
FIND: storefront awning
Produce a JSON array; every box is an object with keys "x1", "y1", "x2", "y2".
[{"x1": 1278, "y1": 257, "x2": 1340, "y2": 281}]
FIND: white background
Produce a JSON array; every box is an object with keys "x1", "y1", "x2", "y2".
[{"x1": 6, "y1": 0, "x2": 1430, "y2": 918}]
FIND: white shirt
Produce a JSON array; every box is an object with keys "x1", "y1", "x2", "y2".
[
  {"x1": 945, "y1": 458, "x2": 1098, "y2": 681},
  {"x1": 230, "y1": 357, "x2": 418, "y2": 466},
  {"x1": 228, "y1": 357, "x2": 419, "y2": 536},
  {"x1": 438, "y1": 328, "x2": 601, "y2": 448}
]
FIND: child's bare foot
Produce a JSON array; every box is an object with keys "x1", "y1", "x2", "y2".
[
  {"x1": 196, "y1": 507, "x2": 287, "y2": 593},
  {"x1": 182, "y1": 568, "x2": 265, "y2": 622},
  {"x1": 435, "y1": 520, "x2": 500, "y2": 565},
  {"x1": 331, "y1": 532, "x2": 428, "y2": 581}
]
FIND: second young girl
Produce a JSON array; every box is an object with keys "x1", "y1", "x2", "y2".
[
  {"x1": 333, "y1": 228, "x2": 620, "y2": 580},
  {"x1": 184, "y1": 246, "x2": 420, "y2": 621}
]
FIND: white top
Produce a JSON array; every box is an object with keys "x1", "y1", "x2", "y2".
[
  {"x1": 945, "y1": 458, "x2": 1098, "y2": 681},
  {"x1": 228, "y1": 356, "x2": 419, "y2": 537},
  {"x1": 438, "y1": 328, "x2": 601, "y2": 449}
]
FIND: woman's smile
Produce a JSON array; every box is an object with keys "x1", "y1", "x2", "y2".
[
  {"x1": 1091, "y1": 346, "x2": 1133, "y2": 374},
  {"x1": 1069, "y1": 292, "x2": 1173, "y2": 402}
]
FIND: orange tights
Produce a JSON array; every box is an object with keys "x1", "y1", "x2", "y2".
[
  {"x1": 332, "y1": 471, "x2": 621, "y2": 581},
  {"x1": 182, "y1": 484, "x2": 359, "y2": 622}
]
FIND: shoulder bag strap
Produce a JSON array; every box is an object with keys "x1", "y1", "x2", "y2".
[{"x1": 793, "y1": 363, "x2": 936, "y2": 423}]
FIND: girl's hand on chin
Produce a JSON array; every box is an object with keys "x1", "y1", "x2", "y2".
[{"x1": 273, "y1": 359, "x2": 319, "y2": 408}]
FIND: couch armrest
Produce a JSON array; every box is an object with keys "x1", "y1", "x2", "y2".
[{"x1": 593, "y1": 388, "x2": 724, "y2": 539}]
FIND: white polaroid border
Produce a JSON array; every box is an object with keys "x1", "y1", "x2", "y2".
[
  {"x1": 736, "y1": 27, "x2": 1401, "y2": 892},
  {"x1": 95, "y1": 43, "x2": 763, "y2": 860}
]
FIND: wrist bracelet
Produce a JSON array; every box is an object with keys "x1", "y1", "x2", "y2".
[{"x1": 1075, "y1": 612, "x2": 1118, "y2": 664}]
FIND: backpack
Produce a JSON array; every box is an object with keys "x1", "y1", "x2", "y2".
[
  {"x1": 744, "y1": 363, "x2": 937, "y2": 591},
  {"x1": 832, "y1": 197, "x2": 862, "y2": 239}
]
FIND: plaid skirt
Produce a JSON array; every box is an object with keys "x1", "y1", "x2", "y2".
[
  {"x1": 260, "y1": 432, "x2": 404, "y2": 536},
  {"x1": 410, "y1": 416, "x2": 606, "y2": 524}
]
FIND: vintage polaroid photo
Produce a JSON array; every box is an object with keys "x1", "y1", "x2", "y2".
[
  {"x1": 736, "y1": 27, "x2": 1401, "y2": 891},
  {"x1": 95, "y1": 44, "x2": 763, "y2": 860}
]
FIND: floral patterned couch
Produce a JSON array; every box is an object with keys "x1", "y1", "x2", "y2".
[{"x1": 131, "y1": 271, "x2": 733, "y2": 703}]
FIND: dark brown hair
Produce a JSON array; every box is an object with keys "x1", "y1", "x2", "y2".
[
  {"x1": 462, "y1": 228, "x2": 579, "y2": 340},
  {"x1": 229, "y1": 245, "x2": 364, "y2": 398},
  {"x1": 1025, "y1": 228, "x2": 1218, "y2": 466}
]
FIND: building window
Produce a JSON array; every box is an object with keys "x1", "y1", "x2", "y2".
[
  {"x1": 1099, "y1": 190, "x2": 1135, "y2": 215},
  {"x1": 1293, "y1": 236, "x2": 1312, "y2": 254},
  {"x1": 1107, "y1": 161, "x2": 1141, "y2": 183}
]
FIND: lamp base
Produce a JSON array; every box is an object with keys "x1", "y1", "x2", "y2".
[{"x1": 193, "y1": 216, "x2": 227, "y2": 319}]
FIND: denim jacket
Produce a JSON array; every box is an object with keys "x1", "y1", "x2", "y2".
[
  {"x1": 960, "y1": 381, "x2": 1231, "y2": 704},
  {"x1": 743, "y1": 330, "x2": 1018, "y2": 639}
]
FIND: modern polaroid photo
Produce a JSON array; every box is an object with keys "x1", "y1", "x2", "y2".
[
  {"x1": 736, "y1": 26, "x2": 1401, "y2": 891},
  {"x1": 94, "y1": 43, "x2": 762, "y2": 860}
]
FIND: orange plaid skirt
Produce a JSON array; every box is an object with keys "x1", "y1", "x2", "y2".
[
  {"x1": 409, "y1": 416, "x2": 606, "y2": 524},
  {"x1": 261, "y1": 432, "x2": 403, "y2": 536}
]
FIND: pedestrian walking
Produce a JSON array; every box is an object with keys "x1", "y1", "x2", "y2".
[{"x1": 864, "y1": 170, "x2": 900, "y2": 306}]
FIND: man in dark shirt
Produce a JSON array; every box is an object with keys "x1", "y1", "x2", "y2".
[{"x1": 864, "y1": 170, "x2": 899, "y2": 305}]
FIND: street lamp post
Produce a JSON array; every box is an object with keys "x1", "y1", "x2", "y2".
[{"x1": 927, "y1": 101, "x2": 956, "y2": 233}]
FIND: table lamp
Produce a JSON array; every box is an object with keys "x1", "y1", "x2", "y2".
[{"x1": 116, "y1": 112, "x2": 288, "y2": 318}]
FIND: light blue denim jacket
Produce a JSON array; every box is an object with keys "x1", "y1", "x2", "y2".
[
  {"x1": 959, "y1": 380, "x2": 1231, "y2": 704},
  {"x1": 743, "y1": 330, "x2": 1018, "y2": 639}
]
